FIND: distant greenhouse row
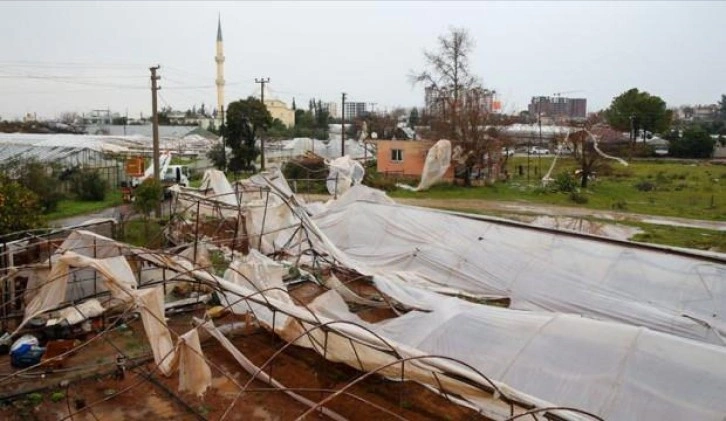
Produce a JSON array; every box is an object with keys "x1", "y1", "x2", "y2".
[{"x1": 0, "y1": 128, "x2": 219, "y2": 169}]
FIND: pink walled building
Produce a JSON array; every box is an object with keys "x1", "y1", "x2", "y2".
[{"x1": 376, "y1": 140, "x2": 454, "y2": 180}]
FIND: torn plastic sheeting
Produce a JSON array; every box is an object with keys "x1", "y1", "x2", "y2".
[
  {"x1": 219, "y1": 249, "x2": 295, "y2": 337},
  {"x1": 313, "y1": 199, "x2": 726, "y2": 346},
  {"x1": 326, "y1": 155, "x2": 365, "y2": 197},
  {"x1": 244, "y1": 195, "x2": 304, "y2": 254},
  {"x1": 322, "y1": 273, "x2": 386, "y2": 308},
  {"x1": 178, "y1": 242, "x2": 212, "y2": 269},
  {"x1": 322, "y1": 184, "x2": 395, "y2": 213},
  {"x1": 160, "y1": 176, "x2": 726, "y2": 419},
  {"x1": 177, "y1": 328, "x2": 212, "y2": 397},
  {"x1": 22, "y1": 253, "x2": 138, "y2": 330},
  {"x1": 223, "y1": 267, "x2": 726, "y2": 421},
  {"x1": 196, "y1": 319, "x2": 347, "y2": 421},
  {"x1": 212, "y1": 275, "x2": 580, "y2": 421},
  {"x1": 57, "y1": 298, "x2": 105, "y2": 326},
  {"x1": 135, "y1": 287, "x2": 176, "y2": 376},
  {"x1": 397, "y1": 139, "x2": 451, "y2": 192},
  {"x1": 198, "y1": 169, "x2": 238, "y2": 206},
  {"x1": 370, "y1": 293, "x2": 726, "y2": 421}
]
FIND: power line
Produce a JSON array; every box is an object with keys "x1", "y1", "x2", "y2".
[{"x1": 0, "y1": 70, "x2": 146, "y2": 90}]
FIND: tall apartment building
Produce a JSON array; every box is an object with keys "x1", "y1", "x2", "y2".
[
  {"x1": 322, "y1": 102, "x2": 339, "y2": 119},
  {"x1": 425, "y1": 85, "x2": 500, "y2": 115},
  {"x1": 528, "y1": 96, "x2": 587, "y2": 120},
  {"x1": 343, "y1": 102, "x2": 367, "y2": 120}
]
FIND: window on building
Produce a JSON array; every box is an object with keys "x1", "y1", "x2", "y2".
[{"x1": 391, "y1": 148, "x2": 403, "y2": 162}]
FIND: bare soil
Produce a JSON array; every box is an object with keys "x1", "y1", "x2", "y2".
[{"x1": 0, "y1": 309, "x2": 485, "y2": 420}]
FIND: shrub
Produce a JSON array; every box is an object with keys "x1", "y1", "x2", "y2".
[
  {"x1": 50, "y1": 391, "x2": 65, "y2": 403},
  {"x1": 133, "y1": 179, "x2": 163, "y2": 218},
  {"x1": 71, "y1": 169, "x2": 107, "y2": 201},
  {"x1": 26, "y1": 393, "x2": 43, "y2": 406},
  {"x1": 635, "y1": 180, "x2": 656, "y2": 192},
  {"x1": 0, "y1": 174, "x2": 44, "y2": 237},
  {"x1": 611, "y1": 200, "x2": 628, "y2": 210},
  {"x1": 669, "y1": 126, "x2": 716, "y2": 159},
  {"x1": 552, "y1": 172, "x2": 577, "y2": 193},
  {"x1": 569, "y1": 192, "x2": 589, "y2": 204},
  {"x1": 3, "y1": 159, "x2": 64, "y2": 213}
]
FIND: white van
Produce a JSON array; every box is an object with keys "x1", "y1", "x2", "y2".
[{"x1": 162, "y1": 165, "x2": 190, "y2": 187}]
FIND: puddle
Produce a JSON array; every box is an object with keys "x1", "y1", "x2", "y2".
[{"x1": 509, "y1": 215, "x2": 642, "y2": 240}]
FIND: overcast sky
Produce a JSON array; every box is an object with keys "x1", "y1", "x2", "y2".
[{"x1": 1, "y1": 1, "x2": 724, "y2": 120}]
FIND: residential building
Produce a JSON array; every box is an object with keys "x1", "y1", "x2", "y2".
[
  {"x1": 376, "y1": 139, "x2": 454, "y2": 180},
  {"x1": 322, "y1": 102, "x2": 339, "y2": 119},
  {"x1": 343, "y1": 102, "x2": 367, "y2": 120},
  {"x1": 425, "y1": 85, "x2": 500, "y2": 116},
  {"x1": 265, "y1": 98, "x2": 295, "y2": 127},
  {"x1": 528, "y1": 96, "x2": 587, "y2": 120}
]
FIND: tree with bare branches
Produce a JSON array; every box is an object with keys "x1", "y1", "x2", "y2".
[
  {"x1": 412, "y1": 27, "x2": 508, "y2": 186},
  {"x1": 412, "y1": 27, "x2": 478, "y2": 140}
]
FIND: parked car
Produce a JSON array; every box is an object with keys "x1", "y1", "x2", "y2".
[
  {"x1": 502, "y1": 147, "x2": 515, "y2": 157},
  {"x1": 529, "y1": 146, "x2": 550, "y2": 155}
]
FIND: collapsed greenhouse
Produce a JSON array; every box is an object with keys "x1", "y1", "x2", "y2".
[{"x1": 1, "y1": 168, "x2": 725, "y2": 420}]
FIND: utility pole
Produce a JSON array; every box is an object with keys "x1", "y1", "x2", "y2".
[
  {"x1": 341, "y1": 92, "x2": 347, "y2": 157},
  {"x1": 255, "y1": 77, "x2": 270, "y2": 171},
  {"x1": 150, "y1": 65, "x2": 161, "y2": 217}
]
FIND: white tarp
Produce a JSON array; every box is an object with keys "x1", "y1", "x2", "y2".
[
  {"x1": 198, "y1": 169, "x2": 237, "y2": 206},
  {"x1": 311, "y1": 198, "x2": 726, "y2": 345},
  {"x1": 212, "y1": 255, "x2": 726, "y2": 421},
  {"x1": 398, "y1": 139, "x2": 452, "y2": 191},
  {"x1": 368, "y1": 289, "x2": 726, "y2": 421},
  {"x1": 19, "y1": 228, "x2": 726, "y2": 420},
  {"x1": 326, "y1": 155, "x2": 365, "y2": 196}
]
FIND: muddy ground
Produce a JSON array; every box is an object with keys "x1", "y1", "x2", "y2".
[{"x1": 0, "y1": 307, "x2": 485, "y2": 421}]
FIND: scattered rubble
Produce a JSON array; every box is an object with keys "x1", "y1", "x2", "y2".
[{"x1": 1, "y1": 168, "x2": 725, "y2": 420}]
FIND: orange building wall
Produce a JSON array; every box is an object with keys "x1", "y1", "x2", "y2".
[{"x1": 376, "y1": 140, "x2": 454, "y2": 180}]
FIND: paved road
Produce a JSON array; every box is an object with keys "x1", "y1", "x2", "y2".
[{"x1": 50, "y1": 200, "x2": 173, "y2": 228}]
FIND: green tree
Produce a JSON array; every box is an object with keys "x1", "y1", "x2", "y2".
[
  {"x1": 226, "y1": 97, "x2": 272, "y2": 172},
  {"x1": 718, "y1": 94, "x2": 726, "y2": 120},
  {"x1": 71, "y1": 169, "x2": 107, "y2": 201},
  {"x1": 2, "y1": 159, "x2": 64, "y2": 213},
  {"x1": 132, "y1": 178, "x2": 163, "y2": 240},
  {"x1": 0, "y1": 174, "x2": 43, "y2": 237},
  {"x1": 267, "y1": 118, "x2": 292, "y2": 140},
  {"x1": 605, "y1": 88, "x2": 672, "y2": 139},
  {"x1": 669, "y1": 125, "x2": 715, "y2": 158},
  {"x1": 408, "y1": 108, "x2": 420, "y2": 128},
  {"x1": 207, "y1": 142, "x2": 227, "y2": 171}
]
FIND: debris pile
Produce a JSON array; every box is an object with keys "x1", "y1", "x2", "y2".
[{"x1": 1, "y1": 168, "x2": 725, "y2": 420}]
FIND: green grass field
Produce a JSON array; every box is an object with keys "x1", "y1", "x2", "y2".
[
  {"x1": 46, "y1": 190, "x2": 123, "y2": 221},
  {"x1": 391, "y1": 158, "x2": 726, "y2": 221}
]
